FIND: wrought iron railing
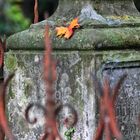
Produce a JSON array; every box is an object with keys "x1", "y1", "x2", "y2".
[{"x1": 0, "y1": 1, "x2": 139, "y2": 140}]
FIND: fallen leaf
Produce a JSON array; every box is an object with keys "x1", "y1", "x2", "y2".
[
  {"x1": 56, "y1": 27, "x2": 68, "y2": 37},
  {"x1": 68, "y1": 18, "x2": 80, "y2": 29},
  {"x1": 56, "y1": 18, "x2": 80, "y2": 39},
  {"x1": 64, "y1": 28, "x2": 73, "y2": 39}
]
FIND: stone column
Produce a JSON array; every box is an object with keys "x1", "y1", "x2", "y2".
[{"x1": 5, "y1": 0, "x2": 140, "y2": 139}]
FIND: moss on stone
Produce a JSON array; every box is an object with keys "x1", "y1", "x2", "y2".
[
  {"x1": 101, "y1": 51, "x2": 140, "y2": 63},
  {"x1": 8, "y1": 83, "x2": 15, "y2": 100},
  {"x1": 5, "y1": 52, "x2": 18, "y2": 71},
  {"x1": 24, "y1": 82, "x2": 32, "y2": 98},
  {"x1": 7, "y1": 26, "x2": 140, "y2": 51}
]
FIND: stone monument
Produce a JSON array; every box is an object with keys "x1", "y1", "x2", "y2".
[{"x1": 4, "y1": 0, "x2": 140, "y2": 139}]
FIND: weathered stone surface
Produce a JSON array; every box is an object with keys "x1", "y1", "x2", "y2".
[
  {"x1": 95, "y1": 51, "x2": 140, "y2": 140},
  {"x1": 95, "y1": 0, "x2": 139, "y2": 16},
  {"x1": 7, "y1": 24, "x2": 140, "y2": 50},
  {"x1": 5, "y1": 51, "x2": 96, "y2": 140},
  {"x1": 4, "y1": 49, "x2": 140, "y2": 140},
  {"x1": 106, "y1": 68, "x2": 140, "y2": 140},
  {"x1": 52, "y1": 0, "x2": 139, "y2": 19}
]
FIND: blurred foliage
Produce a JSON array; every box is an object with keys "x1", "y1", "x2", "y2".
[
  {"x1": 5, "y1": 4, "x2": 30, "y2": 29},
  {"x1": 0, "y1": 0, "x2": 59, "y2": 36},
  {"x1": 0, "y1": 0, "x2": 31, "y2": 36}
]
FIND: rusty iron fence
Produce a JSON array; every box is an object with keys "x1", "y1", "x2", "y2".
[{"x1": 0, "y1": 0, "x2": 140, "y2": 140}]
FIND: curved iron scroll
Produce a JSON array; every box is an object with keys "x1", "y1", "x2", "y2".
[{"x1": 24, "y1": 26, "x2": 78, "y2": 140}]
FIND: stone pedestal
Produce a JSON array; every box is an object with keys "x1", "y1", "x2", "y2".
[{"x1": 5, "y1": 0, "x2": 140, "y2": 139}]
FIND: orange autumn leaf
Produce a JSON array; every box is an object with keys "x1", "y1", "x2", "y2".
[
  {"x1": 68, "y1": 18, "x2": 80, "y2": 29},
  {"x1": 56, "y1": 27, "x2": 68, "y2": 37},
  {"x1": 56, "y1": 18, "x2": 80, "y2": 39},
  {"x1": 64, "y1": 29, "x2": 73, "y2": 39},
  {"x1": 56, "y1": 27, "x2": 73, "y2": 39}
]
